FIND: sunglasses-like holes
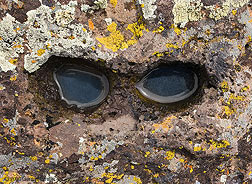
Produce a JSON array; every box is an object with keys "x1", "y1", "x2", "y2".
[
  {"x1": 136, "y1": 64, "x2": 198, "y2": 104},
  {"x1": 133, "y1": 61, "x2": 208, "y2": 112},
  {"x1": 54, "y1": 64, "x2": 109, "y2": 109}
]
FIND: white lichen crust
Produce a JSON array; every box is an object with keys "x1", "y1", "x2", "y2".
[
  {"x1": 172, "y1": 0, "x2": 249, "y2": 26},
  {"x1": 138, "y1": 0, "x2": 157, "y2": 20},
  {"x1": 23, "y1": 1, "x2": 111, "y2": 73},
  {"x1": 0, "y1": 14, "x2": 24, "y2": 72}
]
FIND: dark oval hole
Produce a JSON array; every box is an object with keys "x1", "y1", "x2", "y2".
[
  {"x1": 54, "y1": 64, "x2": 109, "y2": 108},
  {"x1": 136, "y1": 64, "x2": 198, "y2": 103}
]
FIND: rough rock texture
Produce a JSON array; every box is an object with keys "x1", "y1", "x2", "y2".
[{"x1": 1, "y1": 0, "x2": 252, "y2": 183}]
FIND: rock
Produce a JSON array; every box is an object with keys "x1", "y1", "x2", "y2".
[{"x1": 1, "y1": 0, "x2": 252, "y2": 183}]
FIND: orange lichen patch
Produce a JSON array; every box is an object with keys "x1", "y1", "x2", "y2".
[
  {"x1": 31, "y1": 60, "x2": 37, "y2": 64},
  {"x1": 165, "y1": 150, "x2": 175, "y2": 160},
  {"x1": 68, "y1": 35, "x2": 75, "y2": 40},
  {"x1": 0, "y1": 36, "x2": 2, "y2": 40},
  {"x1": 37, "y1": 49, "x2": 46, "y2": 56},
  {"x1": 12, "y1": 44, "x2": 22, "y2": 49},
  {"x1": 89, "y1": 142, "x2": 96, "y2": 147},
  {"x1": 14, "y1": 27, "x2": 20, "y2": 32},
  {"x1": 9, "y1": 58, "x2": 18, "y2": 65},
  {"x1": 153, "y1": 116, "x2": 176, "y2": 133},
  {"x1": 88, "y1": 19, "x2": 94, "y2": 30},
  {"x1": 110, "y1": 0, "x2": 117, "y2": 7}
]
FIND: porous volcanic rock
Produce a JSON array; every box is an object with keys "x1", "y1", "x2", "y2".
[{"x1": 1, "y1": 0, "x2": 252, "y2": 183}]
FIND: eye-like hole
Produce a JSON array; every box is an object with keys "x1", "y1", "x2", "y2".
[
  {"x1": 136, "y1": 64, "x2": 198, "y2": 103},
  {"x1": 53, "y1": 64, "x2": 109, "y2": 108}
]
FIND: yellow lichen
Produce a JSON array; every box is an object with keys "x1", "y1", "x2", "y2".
[
  {"x1": 96, "y1": 22, "x2": 125, "y2": 52},
  {"x1": 133, "y1": 176, "x2": 142, "y2": 184},
  {"x1": 227, "y1": 94, "x2": 245, "y2": 105},
  {"x1": 193, "y1": 145, "x2": 201, "y2": 152},
  {"x1": 166, "y1": 43, "x2": 179, "y2": 49},
  {"x1": 223, "y1": 106, "x2": 235, "y2": 116},
  {"x1": 30, "y1": 156, "x2": 38, "y2": 161},
  {"x1": 110, "y1": 0, "x2": 117, "y2": 7},
  {"x1": 9, "y1": 58, "x2": 18, "y2": 65},
  {"x1": 170, "y1": 24, "x2": 183, "y2": 35},
  {"x1": 127, "y1": 21, "x2": 147, "y2": 39},
  {"x1": 144, "y1": 151, "x2": 150, "y2": 157},
  {"x1": 152, "y1": 51, "x2": 164, "y2": 57},
  {"x1": 232, "y1": 9, "x2": 237, "y2": 15},
  {"x1": 165, "y1": 150, "x2": 175, "y2": 160},
  {"x1": 45, "y1": 159, "x2": 50, "y2": 164},
  {"x1": 241, "y1": 85, "x2": 250, "y2": 92},
  {"x1": 96, "y1": 21, "x2": 143, "y2": 52},
  {"x1": 37, "y1": 49, "x2": 45, "y2": 56},
  {"x1": 0, "y1": 171, "x2": 20, "y2": 184},
  {"x1": 221, "y1": 81, "x2": 229, "y2": 92},
  {"x1": 102, "y1": 173, "x2": 124, "y2": 183},
  {"x1": 12, "y1": 44, "x2": 22, "y2": 49},
  {"x1": 153, "y1": 26, "x2": 164, "y2": 33},
  {"x1": 209, "y1": 139, "x2": 230, "y2": 150},
  {"x1": 153, "y1": 116, "x2": 176, "y2": 133},
  {"x1": 10, "y1": 128, "x2": 16, "y2": 136},
  {"x1": 10, "y1": 75, "x2": 17, "y2": 81}
]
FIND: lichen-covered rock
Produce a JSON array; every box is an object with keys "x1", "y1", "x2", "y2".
[{"x1": 1, "y1": 0, "x2": 252, "y2": 183}]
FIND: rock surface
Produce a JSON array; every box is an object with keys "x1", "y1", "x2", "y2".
[{"x1": 1, "y1": 0, "x2": 252, "y2": 183}]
